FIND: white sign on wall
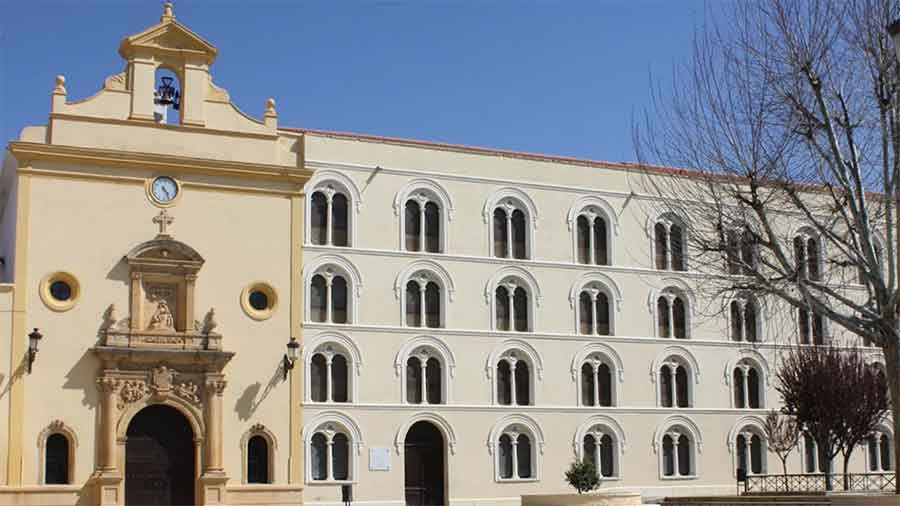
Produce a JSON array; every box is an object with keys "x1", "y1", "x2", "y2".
[{"x1": 369, "y1": 447, "x2": 391, "y2": 471}]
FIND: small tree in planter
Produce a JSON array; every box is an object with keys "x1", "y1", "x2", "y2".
[{"x1": 565, "y1": 459, "x2": 600, "y2": 494}]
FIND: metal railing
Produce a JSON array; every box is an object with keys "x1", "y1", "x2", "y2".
[{"x1": 743, "y1": 472, "x2": 895, "y2": 494}]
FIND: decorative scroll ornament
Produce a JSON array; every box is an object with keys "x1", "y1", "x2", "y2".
[
  {"x1": 118, "y1": 380, "x2": 148, "y2": 409},
  {"x1": 175, "y1": 381, "x2": 200, "y2": 405}
]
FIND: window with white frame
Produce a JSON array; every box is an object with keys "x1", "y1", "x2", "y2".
[
  {"x1": 654, "y1": 215, "x2": 687, "y2": 271},
  {"x1": 730, "y1": 296, "x2": 760, "y2": 342},
  {"x1": 575, "y1": 209, "x2": 610, "y2": 266},
  {"x1": 404, "y1": 275, "x2": 442, "y2": 328},
  {"x1": 582, "y1": 429, "x2": 617, "y2": 478},
  {"x1": 308, "y1": 264, "x2": 355, "y2": 324},
  {"x1": 868, "y1": 430, "x2": 893, "y2": 472},
  {"x1": 726, "y1": 229, "x2": 757, "y2": 275},
  {"x1": 495, "y1": 282, "x2": 531, "y2": 332},
  {"x1": 496, "y1": 350, "x2": 533, "y2": 406},
  {"x1": 405, "y1": 351, "x2": 443, "y2": 405},
  {"x1": 803, "y1": 433, "x2": 831, "y2": 473},
  {"x1": 793, "y1": 231, "x2": 822, "y2": 281},
  {"x1": 491, "y1": 199, "x2": 533, "y2": 260},
  {"x1": 310, "y1": 187, "x2": 351, "y2": 247},
  {"x1": 309, "y1": 426, "x2": 351, "y2": 482},
  {"x1": 577, "y1": 286, "x2": 612, "y2": 336},
  {"x1": 735, "y1": 430, "x2": 766, "y2": 475},
  {"x1": 495, "y1": 424, "x2": 539, "y2": 481},
  {"x1": 579, "y1": 355, "x2": 614, "y2": 407},
  {"x1": 404, "y1": 195, "x2": 442, "y2": 253},
  {"x1": 658, "y1": 359, "x2": 692, "y2": 408},
  {"x1": 732, "y1": 360, "x2": 763, "y2": 409},
  {"x1": 309, "y1": 344, "x2": 352, "y2": 403},
  {"x1": 798, "y1": 307, "x2": 825, "y2": 345},
  {"x1": 661, "y1": 430, "x2": 695, "y2": 478},
  {"x1": 656, "y1": 289, "x2": 689, "y2": 339}
]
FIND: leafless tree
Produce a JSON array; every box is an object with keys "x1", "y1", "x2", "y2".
[
  {"x1": 634, "y1": 0, "x2": 900, "y2": 492},
  {"x1": 836, "y1": 351, "x2": 890, "y2": 489},
  {"x1": 763, "y1": 410, "x2": 799, "y2": 478}
]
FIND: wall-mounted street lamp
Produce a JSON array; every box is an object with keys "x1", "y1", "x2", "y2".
[
  {"x1": 283, "y1": 337, "x2": 300, "y2": 380},
  {"x1": 27, "y1": 328, "x2": 43, "y2": 374}
]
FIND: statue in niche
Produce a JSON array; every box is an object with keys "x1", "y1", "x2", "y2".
[{"x1": 148, "y1": 299, "x2": 175, "y2": 331}]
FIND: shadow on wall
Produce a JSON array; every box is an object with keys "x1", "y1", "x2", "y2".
[
  {"x1": 63, "y1": 351, "x2": 100, "y2": 409},
  {"x1": 234, "y1": 360, "x2": 284, "y2": 421}
]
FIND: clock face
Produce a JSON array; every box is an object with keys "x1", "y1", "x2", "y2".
[{"x1": 151, "y1": 176, "x2": 178, "y2": 203}]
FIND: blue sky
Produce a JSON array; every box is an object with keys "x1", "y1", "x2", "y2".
[{"x1": 1, "y1": 1, "x2": 706, "y2": 163}]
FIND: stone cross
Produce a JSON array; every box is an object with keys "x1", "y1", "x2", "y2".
[{"x1": 153, "y1": 209, "x2": 174, "y2": 235}]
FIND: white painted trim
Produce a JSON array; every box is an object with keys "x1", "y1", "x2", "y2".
[
  {"x1": 650, "y1": 345, "x2": 701, "y2": 407},
  {"x1": 653, "y1": 414, "x2": 703, "y2": 479},
  {"x1": 723, "y1": 348, "x2": 770, "y2": 409},
  {"x1": 570, "y1": 342, "x2": 624, "y2": 407},
  {"x1": 483, "y1": 187, "x2": 539, "y2": 260},
  {"x1": 484, "y1": 265, "x2": 541, "y2": 332},
  {"x1": 487, "y1": 414, "x2": 545, "y2": 482},
  {"x1": 394, "y1": 412, "x2": 458, "y2": 455},
  {"x1": 304, "y1": 169, "x2": 362, "y2": 247},
  {"x1": 648, "y1": 280, "x2": 697, "y2": 339},
  {"x1": 393, "y1": 259, "x2": 455, "y2": 328},
  {"x1": 303, "y1": 254, "x2": 363, "y2": 324},
  {"x1": 726, "y1": 415, "x2": 768, "y2": 476},
  {"x1": 573, "y1": 414, "x2": 627, "y2": 479},
  {"x1": 569, "y1": 271, "x2": 622, "y2": 336},
  {"x1": 394, "y1": 334, "x2": 456, "y2": 405},
  {"x1": 302, "y1": 410, "x2": 365, "y2": 484},
  {"x1": 393, "y1": 178, "x2": 454, "y2": 253},
  {"x1": 486, "y1": 339, "x2": 544, "y2": 406},
  {"x1": 303, "y1": 331, "x2": 362, "y2": 403},
  {"x1": 567, "y1": 195, "x2": 619, "y2": 265}
]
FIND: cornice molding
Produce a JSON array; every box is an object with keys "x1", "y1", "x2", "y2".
[
  {"x1": 8, "y1": 141, "x2": 312, "y2": 186},
  {"x1": 50, "y1": 113, "x2": 277, "y2": 140}
]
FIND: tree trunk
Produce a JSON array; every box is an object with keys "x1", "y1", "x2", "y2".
[
  {"x1": 884, "y1": 338, "x2": 900, "y2": 494},
  {"x1": 843, "y1": 452, "x2": 852, "y2": 491}
]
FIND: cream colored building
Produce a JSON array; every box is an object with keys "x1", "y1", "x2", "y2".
[{"x1": 0, "y1": 5, "x2": 893, "y2": 506}]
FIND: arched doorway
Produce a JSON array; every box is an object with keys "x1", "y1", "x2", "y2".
[
  {"x1": 125, "y1": 405, "x2": 195, "y2": 506},
  {"x1": 404, "y1": 421, "x2": 445, "y2": 506}
]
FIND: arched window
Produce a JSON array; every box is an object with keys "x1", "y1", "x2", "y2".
[
  {"x1": 495, "y1": 284, "x2": 530, "y2": 332},
  {"x1": 575, "y1": 211, "x2": 609, "y2": 266},
  {"x1": 404, "y1": 196, "x2": 443, "y2": 253},
  {"x1": 241, "y1": 425, "x2": 277, "y2": 484},
  {"x1": 798, "y1": 308, "x2": 825, "y2": 345},
  {"x1": 247, "y1": 435, "x2": 270, "y2": 484},
  {"x1": 306, "y1": 258, "x2": 361, "y2": 325},
  {"x1": 802, "y1": 433, "x2": 831, "y2": 473},
  {"x1": 735, "y1": 432, "x2": 765, "y2": 475},
  {"x1": 406, "y1": 355, "x2": 443, "y2": 405},
  {"x1": 582, "y1": 432, "x2": 617, "y2": 478},
  {"x1": 309, "y1": 188, "x2": 350, "y2": 247},
  {"x1": 305, "y1": 416, "x2": 361, "y2": 484},
  {"x1": 579, "y1": 359, "x2": 613, "y2": 407},
  {"x1": 489, "y1": 195, "x2": 535, "y2": 260},
  {"x1": 495, "y1": 351, "x2": 535, "y2": 406},
  {"x1": 309, "y1": 348, "x2": 351, "y2": 403},
  {"x1": 658, "y1": 360, "x2": 692, "y2": 408},
  {"x1": 653, "y1": 216, "x2": 687, "y2": 271},
  {"x1": 493, "y1": 422, "x2": 541, "y2": 481},
  {"x1": 577, "y1": 288, "x2": 612, "y2": 336},
  {"x1": 656, "y1": 289, "x2": 689, "y2": 339},
  {"x1": 306, "y1": 336, "x2": 360, "y2": 404},
  {"x1": 868, "y1": 430, "x2": 894, "y2": 472},
  {"x1": 730, "y1": 296, "x2": 760, "y2": 342},
  {"x1": 404, "y1": 278, "x2": 442, "y2": 328},
  {"x1": 44, "y1": 433, "x2": 70, "y2": 485},
  {"x1": 794, "y1": 231, "x2": 822, "y2": 281},
  {"x1": 661, "y1": 431, "x2": 695, "y2": 478},
  {"x1": 732, "y1": 361, "x2": 763, "y2": 409},
  {"x1": 726, "y1": 229, "x2": 757, "y2": 275}
]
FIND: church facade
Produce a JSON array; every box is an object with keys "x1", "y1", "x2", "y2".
[{"x1": 0, "y1": 5, "x2": 892, "y2": 506}]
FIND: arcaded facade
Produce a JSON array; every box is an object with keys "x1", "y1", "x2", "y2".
[{"x1": 0, "y1": 5, "x2": 892, "y2": 506}]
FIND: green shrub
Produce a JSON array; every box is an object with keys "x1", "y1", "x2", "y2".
[{"x1": 564, "y1": 459, "x2": 600, "y2": 494}]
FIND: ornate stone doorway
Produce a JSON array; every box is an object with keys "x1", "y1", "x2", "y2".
[
  {"x1": 125, "y1": 405, "x2": 195, "y2": 506},
  {"x1": 404, "y1": 421, "x2": 445, "y2": 506}
]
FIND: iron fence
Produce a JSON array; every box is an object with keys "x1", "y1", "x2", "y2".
[{"x1": 743, "y1": 472, "x2": 895, "y2": 494}]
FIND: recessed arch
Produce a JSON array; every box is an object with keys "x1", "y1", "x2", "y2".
[
  {"x1": 302, "y1": 410, "x2": 364, "y2": 484},
  {"x1": 394, "y1": 412, "x2": 458, "y2": 455},
  {"x1": 303, "y1": 254, "x2": 363, "y2": 324},
  {"x1": 394, "y1": 260, "x2": 456, "y2": 328},
  {"x1": 485, "y1": 266, "x2": 541, "y2": 331},
  {"x1": 483, "y1": 187, "x2": 539, "y2": 259},
  {"x1": 723, "y1": 349, "x2": 770, "y2": 388},
  {"x1": 571, "y1": 342, "x2": 624, "y2": 383},
  {"x1": 487, "y1": 414, "x2": 545, "y2": 455},
  {"x1": 568, "y1": 195, "x2": 619, "y2": 265},
  {"x1": 394, "y1": 178, "x2": 455, "y2": 220},
  {"x1": 651, "y1": 345, "x2": 701, "y2": 384},
  {"x1": 303, "y1": 331, "x2": 362, "y2": 403},
  {"x1": 652, "y1": 415, "x2": 704, "y2": 454},
  {"x1": 727, "y1": 415, "x2": 768, "y2": 476},
  {"x1": 569, "y1": 272, "x2": 622, "y2": 336},
  {"x1": 37, "y1": 420, "x2": 78, "y2": 485},
  {"x1": 304, "y1": 170, "x2": 363, "y2": 247},
  {"x1": 482, "y1": 187, "x2": 539, "y2": 227},
  {"x1": 116, "y1": 395, "x2": 203, "y2": 441},
  {"x1": 394, "y1": 334, "x2": 456, "y2": 404},
  {"x1": 574, "y1": 415, "x2": 627, "y2": 456},
  {"x1": 240, "y1": 423, "x2": 278, "y2": 484},
  {"x1": 648, "y1": 279, "x2": 697, "y2": 339},
  {"x1": 486, "y1": 339, "x2": 544, "y2": 406},
  {"x1": 302, "y1": 410, "x2": 365, "y2": 454}
]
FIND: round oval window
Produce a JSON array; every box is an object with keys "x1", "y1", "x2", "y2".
[
  {"x1": 49, "y1": 280, "x2": 72, "y2": 302},
  {"x1": 248, "y1": 291, "x2": 269, "y2": 311}
]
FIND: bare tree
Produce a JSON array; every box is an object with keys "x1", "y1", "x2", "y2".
[
  {"x1": 763, "y1": 410, "x2": 799, "y2": 478},
  {"x1": 634, "y1": 0, "x2": 900, "y2": 492},
  {"x1": 836, "y1": 351, "x2": 890, "y2": 489}
]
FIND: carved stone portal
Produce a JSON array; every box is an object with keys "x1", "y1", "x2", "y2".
[{"x1": 92, "y1": 211, "x2": 233, "y2": 506}]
